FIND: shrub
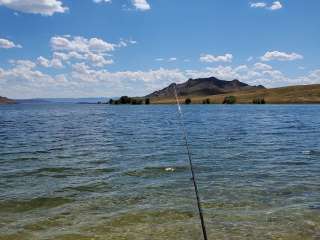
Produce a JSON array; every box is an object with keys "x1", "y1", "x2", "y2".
[
  {"x1": 253, "y1": 97, "x2": 266, "y2": 104},
  {"x1": 119, "y1": 96, "x2": 131, "y2": 104},
  {"x1": 202, "y1": 98, "x2": 210, "y2": 104},
  {"x1": 185, "y1": 98, "x2": 192, "y2": 104},
  {"x1": 145, "y1": 98, "x2": 150, "y2": 104},
  {"x1": 131, "y1": 99, "x2": 143, "y2": 105},
  {"x1": 223, "y1": 96, "x2": 236, "y2": 104}
]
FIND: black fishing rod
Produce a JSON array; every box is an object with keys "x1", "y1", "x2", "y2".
[{"x1": 173, "y1": 86, "x2": 208, "y2": 240}]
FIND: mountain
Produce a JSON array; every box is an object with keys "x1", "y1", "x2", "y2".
[
  {"x1": 0, "y1": 96, "x2": 16, "y2": 104},
  {"x1": 146, "y1": 77, "x2": 265, "y2": 98},
  {"x1": 151, "y1": 84, "x2": 320, "y2": 104}
]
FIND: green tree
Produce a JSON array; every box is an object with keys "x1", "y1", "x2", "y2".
[
  {"x1": 202, "y1": 98, "x2": 210, "y2": 104},
  {"x1": 131, "y1": 99, "x2": 143, "y2": 105},
  {"x1": 119, "y1": 96, "x2": 131, "y2": 104},
  {"x1": 185, "y1": 98, "x2": 192, "y2": 104},
  {"x1": 253, "y1": 97, "x2": 266, "y2": 104},
  {"x1": 223, "y1": 96, "x2": 236, "y2": 104}
]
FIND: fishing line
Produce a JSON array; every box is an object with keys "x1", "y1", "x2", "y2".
[{"x1": 173, "y1": 85, "x2": 208, "y2": 240}]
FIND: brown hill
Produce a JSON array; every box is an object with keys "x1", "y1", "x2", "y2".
[
  {"x1": 0, "y1": 96, "x2": 16, "y2": 104},
  {"x1": 150, "y1": 84, "x2": 320, "y2": 104},
  {"x1": 146, "y1": 77, "x2": 265, "y2": 98}
]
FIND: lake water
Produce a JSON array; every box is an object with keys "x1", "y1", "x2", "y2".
[{"x1": 1, "y1": 104, "x2": 320, "y2": 240}]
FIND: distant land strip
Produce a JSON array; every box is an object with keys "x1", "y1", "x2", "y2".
[
  {"x1": 0, "y1": 96, "x2": 16, "y2": 104},
  {"x1": 149, "y1": 84, "x2": 320, "y2": 104}
]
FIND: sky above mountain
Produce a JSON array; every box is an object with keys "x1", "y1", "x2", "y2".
[{"x1": 0, "y1": 0, "x2": 319, "y2": 98}]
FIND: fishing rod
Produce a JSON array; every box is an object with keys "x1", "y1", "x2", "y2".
[{"x1": 173, "y1": 85, "x2": 208, "y2": 240}]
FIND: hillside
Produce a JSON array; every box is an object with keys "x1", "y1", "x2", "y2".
[
  {"x1": 146, "y1": 77, "x2": 264, "y2": 98},
  {"x1": 0, "y1": 96, "x2": 16, "y2": 104},
  {"x1": 149, "y1": 84, "x2": 320, "y2": 104}
]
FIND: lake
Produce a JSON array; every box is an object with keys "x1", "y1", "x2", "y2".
[{"x1": 0, "y1": 104, "x2": 320, "y2": 240}]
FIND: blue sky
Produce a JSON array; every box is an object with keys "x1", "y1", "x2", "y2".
[{"x1": 0, "y1": 0, "x2": 319, "y2": 98}]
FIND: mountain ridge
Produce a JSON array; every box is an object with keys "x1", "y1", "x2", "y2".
[{"x1": 146, "y1": 76, "x2": 265, "y2": 98}]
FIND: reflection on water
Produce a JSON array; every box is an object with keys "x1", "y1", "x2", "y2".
[{"x1": 0, "y1": 104, "x2": 320, "y2": 239}]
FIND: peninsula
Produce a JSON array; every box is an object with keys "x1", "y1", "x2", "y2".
[
  {"x1": 0, "y1": 96, "x2": 16, "y2": 104},
  {"x1": 144, "y1": 77, "x2": 320, "y2": 104}
]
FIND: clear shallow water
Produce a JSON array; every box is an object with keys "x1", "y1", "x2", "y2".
[{"x1": 0, "y1": 104, "x2": 320, "y2": 240}]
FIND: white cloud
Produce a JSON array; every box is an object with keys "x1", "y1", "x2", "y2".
[
  {"x1": 2, "y1": 58, "x2": 320, "y2": 98},
  {"x1": 269, "y1": 1, "x2": 282, "y2": 10},
  {"x1": 254, "y1": 62, "x2": 273, "y2": 70},
  {"x1": 168, "y1": 57, "x2": 177, "y2": 62},
  {"x1": 48, "y1": 35, "x2": 120, "y2": 67},
  {"x1": 93, "y1": 0, "x2": 111, "y2": 3},
  {"x1": 88, "y1": 38, "x2": 115, "y2": 52},
  {"x1": 51, "y1": 36, "x2": 115, "y2": 53},
  {"x1": 85, "y1": 52, "x2": 114, "y2": 67},
  {"x1": 0, "y1": 38, "x2": 22, "y2": 49},
  {"x1": 155, "y1": 58, "x2": 164, "y2": 61},
  {"x1": 200, "y1": 53, "x2": 233, "y2": 63},
  {"x1": 37, "y1": 56, "x2": 63, "y2": 68},
  {"x1": 0, "y1": 0, "x2": 68, "y2": 16},
  {"x1": 250, "y1": 1, "x2": 282, "y2": 11},
  {"x1": 53, "y1": 51, "x2": 84, "y2": 61},
  {"x1": 247, "y1": 56, "x2": 254, "y2": 62},
  {"x1": 115, "y1": 39, "x2": 137, "y2": 48},
  {"x1": 261, "y1": 51, "x2": 303, "y2": 61},
  {"x1": 93, "y1": 0, "x2": 150, "y2": 11},
  {"x1": 132, "y1": 0, "x2": 150, "y2": 11},
  {"x1": 9, "y1": 59, "x2": 36, "y2": 69},
  {"x1": 250, "y1": 2, "x2": 267, "y2": 8}
]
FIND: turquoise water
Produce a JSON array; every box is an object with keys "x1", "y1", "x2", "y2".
[{"x1": 1, "y1": 104, "x2": 320, "y2": 240}]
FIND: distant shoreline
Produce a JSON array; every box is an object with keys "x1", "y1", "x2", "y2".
[{"x1": 2, "y1": 84, "x2": 320, "y2": 105}]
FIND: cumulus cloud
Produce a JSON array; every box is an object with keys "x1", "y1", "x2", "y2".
[
  {"x1": 261, "y1": 51, "x2": 303, "y2": 61},
  {"x1": 93, "y1": 0, "x2": 111, "y2": 3},
  {"x1": 168, "y1": 57, "x2": 177, "y2": 62},
  {"x1": 250, "y1": 2, "x2": 267, "y2": 8},
  {"x1": 254, "y1": 62, "x2": 273, "y2": 70},
  {"x1": 85, "y1": 52, "x2": 114, "y2": 67},
  {"x1": 132, "y1": 0, "x2": 150, "y2": 11},
  {"x1": 155, "y1": 57, "x2": 181, "y2": 62},
  {"x1": 200, "y1": 53, "x2": 233, "y2": 63},
  {"x1": 51, "y1": 36, "x2": 115, "y2": 53},
  {"x1": 269, "y1": 1, "x2": 282, "y2": 10},
  {"x1": 48, "y1": 35, "x2": 124, "y2": 67},
  {"x1": 247, "y1": 56, "x2": 254, "y2": 62},
  {"x1": 93, "y1": 0, "x2": 150, "y2": 11},
  {"x1": 250, "y1": 1, "x2": 282, "y2": 10},
  {"x1": 0, "y1": 0, "x2": 68, "y2": 16},
  {"x1": 2, "y1": 58, "x2": 320, "y2": 98},
  {"x1": 37, "y1": 56, "x2": 63, "y2": 68},
  {"x1": 0, "y1": 38, "x2": 22, "y2": 49},
  {"x1": 9, "y1": 59, "x2": 37, "y2": 69}
]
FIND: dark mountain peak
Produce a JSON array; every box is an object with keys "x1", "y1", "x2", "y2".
[{"x1": 146, "y1": 76, "x2": 265, "y2": 98}]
